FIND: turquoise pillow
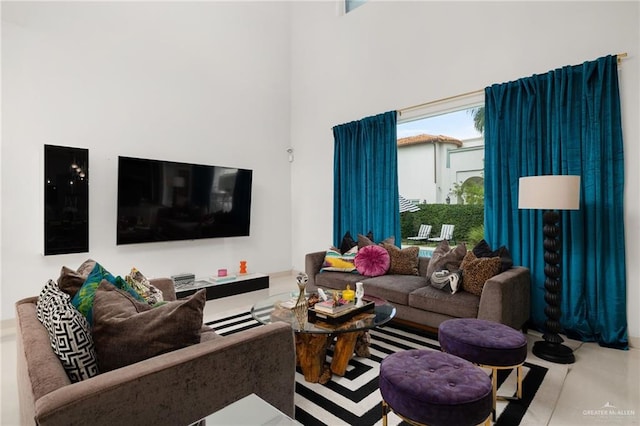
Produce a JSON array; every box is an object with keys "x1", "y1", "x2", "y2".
[{"x1": 72, "y1": 263, "x2": 145, "y2": 325}]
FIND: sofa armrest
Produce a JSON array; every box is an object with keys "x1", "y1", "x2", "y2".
[
  {"x1": 29, "y1": 322, "x2": 296, "y2": 426},
  {"x1": 305, "y1": 251, "x2": 327, "y2": 288},
  {"x1": 477, "y1": 266, "x2": 531, "y2": 330}
]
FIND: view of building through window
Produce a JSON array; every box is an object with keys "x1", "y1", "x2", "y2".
[
  {"x1": 397, "y1": 107, "x2": 485, "y2": 206},
  {"x1": 345, "y1": 0, "x2": 367, "y2": 13}
]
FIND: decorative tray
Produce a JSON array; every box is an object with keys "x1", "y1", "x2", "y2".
[{"x1": 308, "y1": 299, "x2": 375, "y2": 324}]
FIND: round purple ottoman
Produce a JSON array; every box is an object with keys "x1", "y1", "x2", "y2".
[
  {"x1": 379, "y1": 350, "x2": 492, "y2": 426},
  {"x1": 438, "y1": 318, "x2": 528, "y2": 420}
]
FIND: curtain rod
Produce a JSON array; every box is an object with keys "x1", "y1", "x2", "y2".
[
  {"x1": 398, "y1": 89, "x2": 483, "y2": 116},
  {"x1": 398, "y1": 53, "x2": 628, "y2": 116},
  {"x1": 617, "y1": 52, "x2": 628, "y2": 64}
]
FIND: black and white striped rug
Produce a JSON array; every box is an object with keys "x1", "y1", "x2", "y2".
[{"x1": 206, "y1": 312, "x2": 567, "y2": 426}]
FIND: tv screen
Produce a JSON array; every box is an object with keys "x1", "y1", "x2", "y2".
[{"x1": 117, "y1": 156, "x2": 252, "y2": 245}]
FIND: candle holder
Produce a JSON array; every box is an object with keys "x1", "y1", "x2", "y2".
[{"x1": 294, "y1": 273, "x2": 309, "y2": 328}]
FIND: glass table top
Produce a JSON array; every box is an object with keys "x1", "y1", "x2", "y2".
[{"x1": 251, "y1": 292, "x2": 396, "y2": 334}]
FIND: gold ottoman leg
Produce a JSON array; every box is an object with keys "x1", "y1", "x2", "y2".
[{"x1": 381, "y1": 400, "x2": 389, "y2": 426}]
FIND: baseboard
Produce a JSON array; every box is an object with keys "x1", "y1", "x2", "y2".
[{"x1": 268, "y1": 270, "x2": 296, "y2": 279}]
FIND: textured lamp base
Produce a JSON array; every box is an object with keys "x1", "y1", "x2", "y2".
[{"x1": 533, "y1": 340, "x2": 575, "y2": 364}]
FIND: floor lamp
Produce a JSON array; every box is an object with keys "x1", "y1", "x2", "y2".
[{"x1": 518, "y1": 175, "x2": 580, "y2": 364}]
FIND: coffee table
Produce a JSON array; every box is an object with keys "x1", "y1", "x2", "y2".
[{"x1": 251, "y1": 292, "x2": 396, "y2": 384}]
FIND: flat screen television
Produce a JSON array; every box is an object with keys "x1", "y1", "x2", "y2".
[{"x1": 117, "y1": 156, "x2": 252, "y2": 245}]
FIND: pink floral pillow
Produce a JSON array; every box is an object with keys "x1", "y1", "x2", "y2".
[{"x1": 354, "y1": 245, "x2": 390, "y2": 277}]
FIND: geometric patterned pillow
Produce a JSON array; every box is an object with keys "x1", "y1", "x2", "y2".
[
  {"x1": 320, "y1": 246, "x2": 358, "y2": 273},
  {"x1": 37, "y1": 279, "x2": 99, "y2": 382},
  {"x1": 36, "y1": 279, "x2": 71, "y2": 324},
  {"x1": 45, "y1": 302, "x2": 100, "y2": 382}
]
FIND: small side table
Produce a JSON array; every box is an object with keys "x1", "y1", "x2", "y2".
[{"x1": 191, "y1": 394, "x2": 301, "y2": 426}]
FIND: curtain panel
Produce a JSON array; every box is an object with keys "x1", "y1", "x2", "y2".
[
  {"x1": 332, "y1": 111, "x2": 401, "y2": 248},
  {"x1": 484, "y1": 55, "x2": 627, "y2": 348}
]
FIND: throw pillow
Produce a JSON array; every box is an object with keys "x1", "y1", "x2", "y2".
[
  {"x1": 430, "y1": 270, "x2": 462, "y2": 294},
  {"x1": 71, "y1": 263, "x2": 145, "y2": 326},
  {"x1": 92, "y1": 282, "x2": 206, "y2": 372},
  {"x1": 57, "y1": 259, "x2": 96, "y2": 298},
  {"x1": 381, "y1": 243, "x2": 420, "y2": 276},
  {"x1": 354, "y1": 244, "x2": 390, "y2": 277},
  {"x1": 460, "y1": 251, "x2": 502, "y2": 296},
  {"x1": 37, "y1": 280, "x2": 99, "y2": 382},
  {"x1": 425, "y1": 241, "x2": 468, "y2": 284},
  {"x1": 357, "y1": 233, "x2": 395, "y2": 249},
  {"x1": 320, "y1": 246, "x2": 358, "y2": 273},
  {"x1": 339, "y1": 231, "x2": 358, "y2": 254},
  {"x1": 125, "y1": 267, "x2": 164, "y2": 305},
  {"x1": 472, "y1": 239, "x2": 514, "y2": 272},
  {"x1": 37, "y1": 279, "x2": 71, "y2": 323}
]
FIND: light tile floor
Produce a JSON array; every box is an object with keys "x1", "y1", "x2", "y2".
[{"x1": 2, "y1": 272, "x2": 638, "y2": 425}]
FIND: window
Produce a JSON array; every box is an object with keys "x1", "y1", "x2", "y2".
[
  {"x1": 397, "y1": 93, "x2": 486, "y2": 247},
  {"x1": 345, "y1": 0, "x2": 367, "y2": 13},
  {"x1": 397, "y1": 93, "x2": 484, "y2": 205}
]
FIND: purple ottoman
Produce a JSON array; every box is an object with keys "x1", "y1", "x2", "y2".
[
  {"x1": 379, "y1": 350, "x2": 492, "y2": 426},
  {"x1": 438, "y1": 318, "x2": 528, "y2": 420}
]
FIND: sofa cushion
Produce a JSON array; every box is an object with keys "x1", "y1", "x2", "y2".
[
  {"x1": 37, "y1": 279, "x2": 100, "y2": 382},
  {"x1": 320, "y1": 246, "x2": 358, "y2": 272},
  {"x1": 357, "y1": 233, "x2": 394, "y2": 249},
  {"x1": 72, "y1": 263, "x2": 146, "y2": 325},
  {"x1": 408, "y1": 285, "x2": 480, "y2": 319},
  {"x1": 125, "y1": 267, "x2": 164, "y2": 305},
  {"x1": 354, "y1": 244, "x2": 390, "y2": 277},
  {"x1": 314, "y1": 271, "x2": 367, "y2": 291},
  {"x1": 460, "y1": 252, "x2": 502, "y2": 296},
  {"x1": 57, "y1": 259, "x2": 97, "y2": 298},
  {"x1": 472, "y1": 239, "x2": 513, "y2": 272},
  {"x1": 361, "y1": 274, "x2": 428, "y2": 305},
  {"x1": 339, "y1": 231, "x2": 358, "y2": 254},
  {"x1": 92, "y1": 282, "x2": 206, "y2": 372},
  {"x1": 425, "y1": 241, "x2": 467, "y2": 284},
  {"x1": 381, "y1": 243, "x2": 419, "y2": 276}
]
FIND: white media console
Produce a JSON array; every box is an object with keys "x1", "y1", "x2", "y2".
[{"x1": 174, "y1": 272, "x2": 269, "y2": 300}]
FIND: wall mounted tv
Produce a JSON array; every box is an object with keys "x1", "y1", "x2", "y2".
[{"x1": 117, "y1": 156, "x2": 252, "y2": 245}]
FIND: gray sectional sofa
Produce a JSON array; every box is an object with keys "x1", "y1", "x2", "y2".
[
  {"x1": 305, "y1": 251, "x2": 531, "y2": 331},
  {"x1": 16, "y1": 278, "x2": 296, "y2": 426}
]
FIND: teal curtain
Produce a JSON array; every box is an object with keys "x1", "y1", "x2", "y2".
[
  {"x1": 484, "y1": 55, "x2": 627, "y2": 348},
  {"x1": 332, "y1": 111, "x2": 401, "y2": 247}
]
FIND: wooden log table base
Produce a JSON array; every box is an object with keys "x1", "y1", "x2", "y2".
[{"x1": 295, "y1": 329, "x2": 372, "y2": 384}]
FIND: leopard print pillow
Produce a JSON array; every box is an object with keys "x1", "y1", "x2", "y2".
[
  {"x1": 381, "y1": 243, "x2": 419, "y2": 276},
  {"x1": 460, "y1": 251, "x2": 501, "y2": 296}
]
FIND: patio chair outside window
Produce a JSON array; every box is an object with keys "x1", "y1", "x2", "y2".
[
  {"x1": 407, "y1": 224, "x2": 432, "y2": 243},
  {"x1": 428, "y1": 224, "x2": 455, "y2": 244}
]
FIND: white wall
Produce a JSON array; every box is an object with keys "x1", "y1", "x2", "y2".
[
  {"x1": 289, "y1": 1, "x2": 640, "y2": 342},
  {"x1": 1, "y1": 1, "x2": 293, "y2": 320},
  {"x1": 398, "y1": 144, "x2": 437, "y2": 203}
]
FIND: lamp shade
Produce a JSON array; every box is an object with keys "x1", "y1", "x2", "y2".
[{"x1": 518, "y1": 175, "x2": 581, "y2": 210}]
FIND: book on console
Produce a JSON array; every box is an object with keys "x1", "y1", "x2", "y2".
[
  {"x1": 209, "y1": 274, "x2": 237, "y2": 284},
  {"x1": 312, "y1": 300, "x2": 356, "y2": 315}
]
